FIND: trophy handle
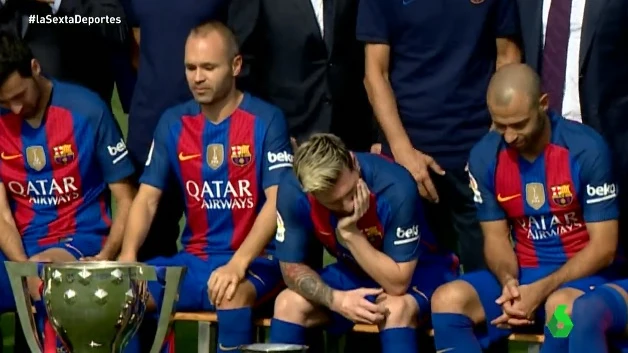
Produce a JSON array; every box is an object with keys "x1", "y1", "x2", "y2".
[
  {"x1": 4, "y1": 261, "x2": 43, "y2": 353},
  {"x1": 139, "y1": 265, "x2": 185, "y2": 353}
]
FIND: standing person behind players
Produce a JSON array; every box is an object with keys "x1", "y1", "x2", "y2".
[
  {"x1": 269, "y1": 134, "x2": 458, "y2": 353},
  {"x1": 0, "y1": 32, "x2": 136, "y2": 349},
  {"x1": 117, "y1": 21, "x2": 293, "y2": 353},
  {"x1": 430, "y1": 63, "x2": 621, "y2": 353}
]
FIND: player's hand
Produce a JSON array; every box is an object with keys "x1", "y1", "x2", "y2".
[
  {"x1": 334, "y1": 288, "x2": 388, "y2": 325},
  {"x1": 370, "y1": 143, "x2": 382, "y2": 154},
  {"x1": 208, "y1": 261, "x2": 246, "y2": 306},
  {"x1": 495, "y1": 278, "x2": 521, "y2": 306},
  {"x1": 392, "y1": 146, "x2": 445, "y2": 203},
  {"x1": 80, "y1": 252, "x2": 111, "y2": 262},
  {"x1": 492, "y1": 283, "x2": 540, "y2": 327},
  {"x1": 336, "y1": 179, "x2": 370, "y2": 237},
  {"x1": 290, "y1": 137, "x2": 299, "y2": 151}
]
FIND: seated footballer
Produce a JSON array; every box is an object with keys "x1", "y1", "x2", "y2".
[
  {"x1": 0, "y1": 33, "x2": 136, "y2": 351},
  {"x1": 430, "y1": 64, "x2": 621, "y2": 353},
  {"x1": 269, "y1": 133, "x2": 459, "y2": 353},
  {"x1": 117, "y1": 21, "x2": 294, "y2": 353}
]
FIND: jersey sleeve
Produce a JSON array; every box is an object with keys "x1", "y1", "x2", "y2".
[
  {"x1": 139, "y1": 116, "x2": 172, "y2": 190},
  {"x1": 274, "y1": 181, "x2": 313, "y2": 263},
  {"x1": 95, "y1": 108, "x2": 135, "y2": 183},
  {"x1": 356, "y1": 0, "x2": 389, "y2": 44},
  {"x1": 494, "y1": 0, "x2": 520, "y2": 38},
  {"x1": 261, "y1": 110, "x2": 293, "y2": 190},
  {"x1": 468, "y1": 146, "x2": 506, "y2": 221},
  {"x1": 382, "y1": 188, "x2": 421, "y2": 263},
  {"x1": 578, "y1": 139, "x2": 619, "y2": 222}
]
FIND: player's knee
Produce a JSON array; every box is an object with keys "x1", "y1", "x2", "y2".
[
  {"x1": 572, "y1": 285, "x2": 627, "y2": 332},
  {"x1": 274, "y1": 289, "x2": 316, "y2": 325},
  {"x1": 379, "y1": 294, "x2": 418, "y2": 329},
  {"x1": 216, "y1": 282, "x2": 257, "y2": 310},
  {"x1": 544, "y1": 288, "x2": 578, "y2": 321},
  {"x1": 431, "y1": 280, "x2": 477, "y2": 315}
]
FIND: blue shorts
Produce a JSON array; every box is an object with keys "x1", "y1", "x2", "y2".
[
  {"x1": 23, "y1": 235, "x2": 104, "y2": 259},
  {"x1": 321, "y1": 262, "x2": 457, "y2": 334},
  {"x1": 463, "y1": 267, "x2": 620, "y2": 348},
  {"x1": 146, "y1": 251, "x2": 283, "y2": 311},
  {"x1": 0, "y1": 235, "x2": 104, "y2": 313}
]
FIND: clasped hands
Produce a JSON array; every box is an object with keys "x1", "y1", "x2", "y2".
[{"x1": 491, "y1": 278, "x2": 544, "y2": 329}]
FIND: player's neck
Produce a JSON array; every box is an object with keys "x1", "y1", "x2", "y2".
[
  {"x1": 24, "y1": 78, "x2": 52, "y2": 129},
  {"x1": 200, "y1": 89, "x2": 243, "y2": 124}
]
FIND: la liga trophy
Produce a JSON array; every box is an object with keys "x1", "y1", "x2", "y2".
[{"x1": 5, "y1": 261, "x2": 185, "y2": 353}]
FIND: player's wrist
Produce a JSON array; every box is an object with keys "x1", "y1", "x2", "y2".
[
  {"x1": 228, "y1": 255, "x2": 250, "y2": 274},
  {"x1": 330, "y1": 289, "x2": 345, "y2": 312}
]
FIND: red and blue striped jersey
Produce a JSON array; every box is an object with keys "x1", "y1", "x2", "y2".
[
  {"x1": 141, "y1": 92, "x2": 293, "y2": 260},
  {"x1": 468, "y1": 112, "x2": 619, "y2": 268},
  {"x1": 0, "y1": 80, "x2": 135, "y2": 246},
  {"x1": 275, "y1": 153, "x2": 458, "y2": 272}
]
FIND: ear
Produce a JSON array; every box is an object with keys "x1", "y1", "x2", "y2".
[
  {"x1": 30, "y1": 59, "x2": 41, "y2": 76},
  {"x1": 539, "y1": 93, "x2": 549, "y2": 113},
  {"x1": 232, "y1": 54, "x2": 242, "y2": 77}
]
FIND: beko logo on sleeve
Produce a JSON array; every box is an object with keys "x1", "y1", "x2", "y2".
[
  {"x1": 267, "y1": 151, "x2": 293, "y2": 170},
  {"x1": 107, "y1": 138, "x2": 128, "y2": 164},
  {"x1": 394, "y1": 225, "x2": 420, "y2": 245},
  {"x1": 586, "y1": 183, "x2": 617, "y2": 204}
]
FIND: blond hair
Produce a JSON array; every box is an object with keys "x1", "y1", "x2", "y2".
[{"x1": 294, "y1": 134, "x2": 354, "y2": 193}]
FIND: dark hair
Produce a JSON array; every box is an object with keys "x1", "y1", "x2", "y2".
[
  {"x1": 189, "y1": 21, "x2": 240, "y2": 59},
  {"x1": 0, "y1": 32, "x2": 34, "y2": 86}
]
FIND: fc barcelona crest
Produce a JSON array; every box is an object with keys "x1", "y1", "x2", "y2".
[
  {"x1": 53, "y1": 144, "x2": 75, "y2": 165},
  {"x1": 551, "y1": 184, "x2": 573, "y2": 207},
  {"x1": 206, "y1": 144, "x2": 224, "y2": 170},
  {"x1": 362, "y1": 226, "x2": 383, "y2": 246},
  {"x1": 525, "y1": 182, "x2": 545, "y2": 210},
  {"x1": 26, "y1": 146, "x2": 46, "y2": 172},
  {"x1": 230, "y1": 144, "x2": 252, "y2": 166}
]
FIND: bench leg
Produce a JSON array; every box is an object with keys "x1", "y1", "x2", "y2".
[
  {"x1": 527, "y1": 343, "x2": 541, "y2": 353},
  {"x1": 197, "y1": 321, "x2": 213, "y2": 353}
]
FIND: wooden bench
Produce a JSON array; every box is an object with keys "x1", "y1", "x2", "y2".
[{"x1": 172, "y1": 312, "x2": 544, "y2": 353}]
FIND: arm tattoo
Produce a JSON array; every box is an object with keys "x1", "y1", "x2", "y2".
[{"x1": 280, "y1": 262, "x2": 334, "y2": 308}]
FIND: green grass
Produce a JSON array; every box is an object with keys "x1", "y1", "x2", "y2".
[{"x1": 0, "y1": 88, "x2": 530, "y2": 352}]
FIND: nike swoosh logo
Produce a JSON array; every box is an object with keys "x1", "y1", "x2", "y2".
[
  {"x1": 178, "y1": 152, "x2": 201, "y2": 161},
  {"x1": 436, "y1": 349, "x2": 454, "y2": 353},
  {"x1": 497, "y1": 193, "x2": 521, "y2": 202},
  {"x1": 218, "y1": 344, "x2": 240, "y2": 351},
  {"x1": 1, "y1": 152, "x2": 22, "y2": 161}
]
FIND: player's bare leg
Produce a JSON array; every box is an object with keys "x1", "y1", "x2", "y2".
[
  {"x1": 269, "y1": 288, "x2": 330, "y2": 346},
  {"x1": 27, "y1": 248, "x2": 77, "y2": 300},
  {"x1": 539, "y1": 287, "x2": 584, "y2": 353},
  {"x1": 430, "y1": 280, "x2": 487, "y2": 353},
  {"x1": 374, "y1": 293, "x2": 421, "y2": 353},
  {"x1": 375, "y1": 293, "x2": 418, "y2": 329},
  {"x1": 568, "y1": 282, "x2": 628, "y2": 353},
  {"x1": 273, "y1": 288, "x2": 330, "y2": 328}
]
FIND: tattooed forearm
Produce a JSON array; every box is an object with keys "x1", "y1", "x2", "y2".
[{"x1": 280, "y1": 261, "x2": 334, "y2": 308}]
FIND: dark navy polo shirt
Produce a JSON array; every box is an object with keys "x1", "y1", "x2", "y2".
[
  {"x1": 123, "y1": 0, "x2": 228, "y2": 164},
  {"x1": 356, "y1": 0, "x2": 519, "y2": 169}
]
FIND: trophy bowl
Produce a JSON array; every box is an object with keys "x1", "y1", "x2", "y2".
[
  {"x1": 240, "y1": 343, "x2": 309, "y2": 352},
  {"x1": 6, "y1": 261, "x2": 185, "y2": 353},
  {"x1": 43, "y1": 262, "x2": 149, "y2": 352}
]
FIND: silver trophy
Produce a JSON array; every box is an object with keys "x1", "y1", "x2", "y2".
[
  {"x1": 240, "y1": 344, "x2": 309, "y2": 352},
  {"x1": 5, "y1": 261, "x2": 185, "y2": 353}
]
